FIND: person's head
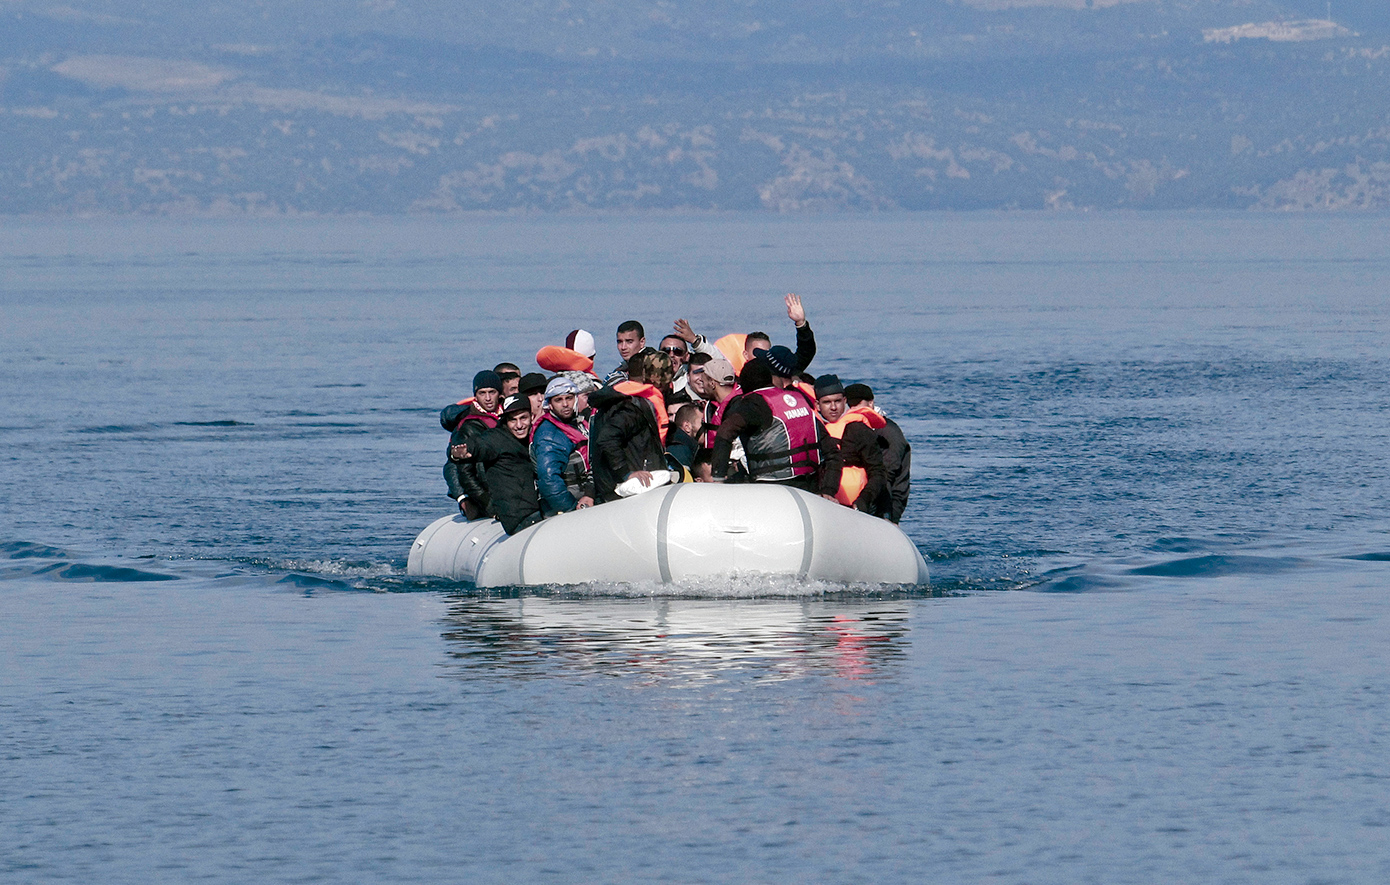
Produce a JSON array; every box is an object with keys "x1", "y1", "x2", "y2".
[
  {"x1": 625, "y1": 346, "x2": 654, "y2": 383},
  {"x1": 548, "y1": 392, "x2": 576, "y2": 420},
  {"x1": 495, "y1": 363, "x2": 522, "y2": 397},
  {"x1": 472, "y1": 370, "x2": 502, "y2": 412},
  {"x1": 519, "y1": 372, "x2": 548, "y2": 415},
  {"x1": 659, "y1": 335, "x2": 690, "y2": 369},
  {"x1": 673, "y1": 403, "x2": 702, "y2": 437},
  {"x1": 742, "y1": 331, "x2": 771, "y2": 362},
  {"x1": 644, "y1": 351, "x2": 675, "y2": 392},
  {"x1": 756, "y1": 345, "x2": 798, "y2": 387},
  {"x1": 686, "y1": 352, "x2": 713, "y2": 397},
  {"x1": 844, "y1": 383, "x2": 875, "y2": 408},
  {"x1": 702, "y1": 358, "x2": 738, "y2": 396},
  {"x1": 739, "y1": 359, "x2": 773, "y2": 392},
  {"x1": 815, "y1": 374, "x2": 847, "y2": 422},
  {"x1": 616, "y1": 320, "x2": 646, "y2": 362},
  {"x1": 500, "y1": 395, "x2": 532, "y2": 439},
  {"x1": 544, "y1": 375, "x2": 579, "y2": 420},
  {"x1": 691, "y1": 450, "x2": 714, "y2": 483}
]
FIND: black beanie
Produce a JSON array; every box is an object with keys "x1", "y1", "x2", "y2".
[
  {"x1": 814, "y1": 374, "x2": 844, "y2": 399},
  {"x1": 844, "y1": 383, "x2": 874, "y2": 406},
  {"x1": 473, "y1": 370, "x2": 503, "y2": 393}
]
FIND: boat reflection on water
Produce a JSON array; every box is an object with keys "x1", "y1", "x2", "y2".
[{"x1": 439, "y1": 592, "x2": 913, "y2": 683}]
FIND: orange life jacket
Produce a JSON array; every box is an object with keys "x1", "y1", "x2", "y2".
[
  {"x1": 613, "y1": 380, "x2": 670, "y2": 444},
  {"x1": 822, "y1": 407, "x2": 887, "y2": 507}
]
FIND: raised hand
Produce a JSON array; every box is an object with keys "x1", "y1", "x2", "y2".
[
  {"x1": 785, "y1": 293, "x2": 806, "y2": 327},
  {"x1": 673, "y1": 318, "x2": 698, "y2": 343}
]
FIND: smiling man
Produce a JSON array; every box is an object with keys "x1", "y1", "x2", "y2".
[{"x1": 457, "y1": 395, "x2": 543, "y2": 535}]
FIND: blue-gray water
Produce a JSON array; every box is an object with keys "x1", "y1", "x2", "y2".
[{"x1": 3, "y1": 214, "x2": 1390, "y2": 882}]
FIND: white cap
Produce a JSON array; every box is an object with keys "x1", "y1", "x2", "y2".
[{"x1": 565, "y1": 329, "x2": 597, "y2": 359}]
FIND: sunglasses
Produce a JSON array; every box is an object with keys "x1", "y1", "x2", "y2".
[{"x1": 660, "y1": 346, "x2": 688, "y2": 356}]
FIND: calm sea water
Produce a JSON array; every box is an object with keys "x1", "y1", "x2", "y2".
[{"x1": 3, "y1": 214, "x2": 1390, "y2": 882}]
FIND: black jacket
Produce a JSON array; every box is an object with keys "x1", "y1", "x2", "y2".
[
  {"x1": 465, "y1": 426, "x2": 541, "y2": 534},
  {"x1": 877, "y1": 417, "x2": 911, "y2": 523},
  {"x1": 444, "y1": 409, "x2": 496, "y2": 508},
  {"x1": 791, "y1": 322, "x2": 817, "y2": 373},
  {"x1": 588, "y1": 385, "x2": 667, "y2": 503}
]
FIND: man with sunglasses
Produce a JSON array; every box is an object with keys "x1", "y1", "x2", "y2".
[{"x1": 659, "y1": 334, "x2": 697, "y2": 399}]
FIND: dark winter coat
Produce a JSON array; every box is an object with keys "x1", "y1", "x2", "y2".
[
  {"x1": 588, "y1": 385, "x2": 667, "y2": 503},
  {"x1": 876, "y1": 417, "x2": 911, "y2": 523},
  {"x1": 465, "y1": 426, "x2": 541, "y2": 534},
  {"x1": 444, "y1": 407, "x2": 497, "y2": 509}
]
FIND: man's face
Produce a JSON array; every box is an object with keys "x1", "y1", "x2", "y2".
[
  {"x1": 659, "y1": 337, "x2": 689, "y2": 368},
  {"x1": 575, "y1": 391, "x2": 590, "y2": 414},
  {"x1": 548, "y1": 392, "x2": 576, "y2": 420},
  {"x1": 500, "y1": 376, "x2": 520, "y2": 397},
  {"x1": 743, "y1": 338, "x2": 770, "y2": 362},
  {"x1": 616, "y1": 330, "x2": 645, "y2": 360},
  {"x1": 818, "y1": 392, "x2": 847, "y2": 423},
  {"x1": 687, "y1": 369, "x2": 711, "y2": 398},
  {"x1": 528, "y1": 391, "x2": 545, "y2": 414},
  {"x1": 475, "y1": 388, "x2": 501, "y2": 411},
  {"x1": 505, "y1": 411, "x2": 532, "y2": 439}
]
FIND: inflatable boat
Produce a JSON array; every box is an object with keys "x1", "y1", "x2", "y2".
[{"x1": 408, "y1": 483, "x2": 929, "y2": 588}]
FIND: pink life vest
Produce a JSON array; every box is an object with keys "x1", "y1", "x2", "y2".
[
  {"x1": 703, "y1": 386, "x2": 741, "y2": 450},
  {"x1": 461, "y1": 406, "x2": 499, "y2": 430},
  {"x1": 745, "y1": 386, "x2": 821, "y2": 481}
]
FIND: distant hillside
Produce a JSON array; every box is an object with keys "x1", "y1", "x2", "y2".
[{"x1": 2, "y1": 0, "x2": 1389, "y2": 212}]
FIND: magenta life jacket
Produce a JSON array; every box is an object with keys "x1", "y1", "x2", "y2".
[
  {"x1": 461, "y1": 403, "x2": 499, "y2": 430},
  {"x1": 702, "y1": 386, "x2": 741, "y2": 450},
  {"x1": 745, "y1": 386, "x2": 821, "y2": 481}
]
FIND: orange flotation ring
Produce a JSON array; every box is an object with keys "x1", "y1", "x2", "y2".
[{"x1": 536, "y1": 346, "x2": 594, "y2": 374}]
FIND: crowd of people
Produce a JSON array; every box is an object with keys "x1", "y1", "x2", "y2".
[{"x1": 440, "y1": 295, "x2": 911, "y2": 535}]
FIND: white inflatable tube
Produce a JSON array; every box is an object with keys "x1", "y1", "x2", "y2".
[{"x1": 407, "y1": 484, "x2": 929, "y2": 587}]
